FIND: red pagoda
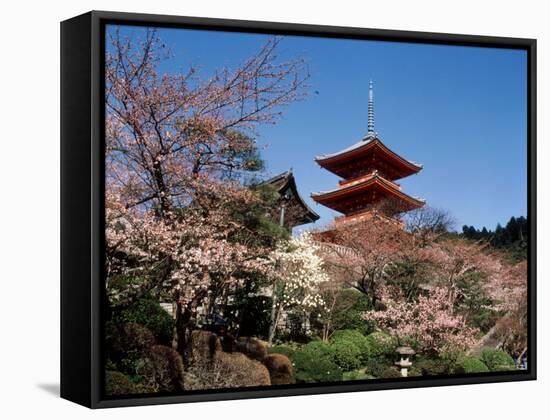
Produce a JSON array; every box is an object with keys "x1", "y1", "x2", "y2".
[{"x1": 311, "y1": 81, "x2": 425, "y2": 227}]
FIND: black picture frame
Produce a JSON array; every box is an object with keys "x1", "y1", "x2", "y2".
[{"x1": 60, "y1": 10, "x2": 537, "y2": 409}]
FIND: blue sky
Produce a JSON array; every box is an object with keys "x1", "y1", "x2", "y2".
[{"x1": 106, "y1": 25, "x2": 527, "y2": 232}]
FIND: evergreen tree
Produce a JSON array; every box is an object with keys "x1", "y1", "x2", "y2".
[{"x1": 459, "y1": 217, "x2": 527, "y2": 261}]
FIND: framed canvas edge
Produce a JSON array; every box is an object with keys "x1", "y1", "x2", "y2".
[{"x1": 61, "y1": 10, "x2": 537, "y2": 409}]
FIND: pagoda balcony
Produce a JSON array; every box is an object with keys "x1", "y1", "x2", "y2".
[
  {"x1": 334, "y1": 209, "x2": 405, "y2": 229},
  {"x1": 338, "y1": 171, "x2": 401, "y2": 190}
]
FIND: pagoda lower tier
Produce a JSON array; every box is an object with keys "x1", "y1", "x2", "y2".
[{"x1": 311, "y1": 171, "x2": 424, "y2": 226}]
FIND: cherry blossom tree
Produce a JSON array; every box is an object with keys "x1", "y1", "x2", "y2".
[
  {"x1": 363, "y1": 287, "x2": 478, "y2": 354},
  {"x1": 319, "y1": 216, "x2": 417, "y2": 306},
  {"x1": 105, "y1": 28, "x2": 308, "y2": 215},
  {"x1": 267, "y1": 232, "x2": 328, "y2": 344},
  {"x1": 104, "y1": 28, "x2": 309, "y2": 355},
  {"x1": 418, "y1": 238, "x2": 501, "y2": 304},
  {"x1": 484, "y1": 260, "x2": 528, "y2": 358}
]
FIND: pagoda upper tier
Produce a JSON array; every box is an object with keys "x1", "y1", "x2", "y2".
[{"x1": 315, "y1": 134, "x2": 422, "y2": 181}]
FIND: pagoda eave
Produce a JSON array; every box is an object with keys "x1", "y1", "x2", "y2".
[
  {"x1": 315, "y1": 138, "x2": 422, "y2": 181},
  {"x1": 311, "y1": 174, "x2": 425, "y2": 214}
]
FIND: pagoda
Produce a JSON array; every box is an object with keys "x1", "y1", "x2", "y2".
[
  {"x1": 264, "y1": 169, "x2": 320, "y2": 231},
  {"x1": 311, "y1": 81, "x2": 424, "y2": 227}
]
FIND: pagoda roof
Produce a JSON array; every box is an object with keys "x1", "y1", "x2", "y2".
[
  {"x1": 315, "y1": 135, "x2": 422, "y2": 180},
  {"x1": 311, "y1": 172, "x2": 425, "y2": 214},
  {"x1": 264, "y1": 170, "x2": 320, "y2": 226}
]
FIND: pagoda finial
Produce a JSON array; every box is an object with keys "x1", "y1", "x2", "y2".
[{"x1": 367, "y1": 80, "x2": 375, "y2": 135}]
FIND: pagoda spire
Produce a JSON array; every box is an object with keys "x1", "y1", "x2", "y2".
[{"x1": 367, "y1": 80, "x2": 375, "y2": 135}]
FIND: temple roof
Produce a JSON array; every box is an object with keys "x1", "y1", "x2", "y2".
[
  {"x1": 264, "y1": 170, "x2": 320, "y2": 226},
  {"x1": 311, "y1": 172, "x2": 425, "y2": 214},
  {"x1": 315, "y1": 136, "x2": 422, "y2": 181}
]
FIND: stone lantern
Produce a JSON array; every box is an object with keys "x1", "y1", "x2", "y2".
[{"x1": 395, "y1": 346, "x2": 415, "y2": 377}]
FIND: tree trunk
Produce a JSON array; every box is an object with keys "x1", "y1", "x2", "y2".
[
  {"x1": 322, "y1": 320, "x2": 331, "y2": 343},
  {"x1": 173, "y1": 302, "x2": 195, "y2": 363},
  {"x1": 268, "y1": 292, "x2": 281, "y2": 346}
]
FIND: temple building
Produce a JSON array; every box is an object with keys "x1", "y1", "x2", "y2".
[
  {"x1": 311, "y1": 81, "x2": 425, "y2": 227},
  {"x1": 264, "y1": 169, "x2": 320, "y2": 231}
]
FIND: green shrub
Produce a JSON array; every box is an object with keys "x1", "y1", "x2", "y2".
[
  {"x1": 303, "y1": 340, "x2": 334, "y2": 359},
  {"x1": 113, "y1": 295, "x2": 174, "y2": 344},
  {"x1": 480, "y1": 348, "x2": 515, "y2": 371},
  {"x1": 291, "y1": 348, "x2": 343, "y2": 383},
  {"x1": 329, "y1": 341, "x2": 363, "y2": 371},
  {"x1": 298, "y1": 339, "x2": 364, "y2": 372},
  {"x1": 407, "y1": 366, "x2": 422, "y2": 377},
  {"x1": 268, "y1": 345, "x2": 296, "y2": 359},
  {"x1": 331, "y1": 329, "x2": 371, "y2": 362},
  {"x1": 414, "y1": 358, "x2": 453, "y2": 376},
  {"x1": 380, "y1": 367, "x2": 401, "y2": 379},
  {"x1": 108, "y1": 322, "x2": 156, "y2": 375},
  {"x1": 365, "y1": 356, "x2": 394, "y2": 378},
  {"x1": 105, "y1": 370, "x2": 152, "y2": 395},
  {"x1": 459, "y1": 357, "x2": 490, "y2": 374},
  {"x1": 365, "y1": 332, "x2": 397, "y2": 357},
  {"x1": 313, "y1": 289, "x2": 374, "y2": 335},
  {"x1": 342, "y1": 369, "x2": 374, "y2": 381}
]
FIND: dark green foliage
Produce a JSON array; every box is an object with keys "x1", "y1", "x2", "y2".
[
  {"x1": 275, "y1": 341, "x2": 343, "y2": 383},
  {"x1": 303, "y1": 340, "x2": 334, "y2": 359},
  {"x1": 333, "y1": 289, "x2": 374, "y2": 334},
  {"x1": 105, "y1": 370, "x2": 153, "y2": 395},
  {"x1": 407, "y1": 366, "x2": 422, "y2": 377},
  {"x1": 459, "y1": 357, "x2": 490, "y2": 373},
  {"x1": 112, "y1": 295, "x2": 174, "y2": 345},
  {"x1": 107, "y1": 322, "x2": 156, "y2": 376},
  {"x1": 220, "y1": 183, "x2": 289, "y2": 340},
  {"x1": 385, "y1": 258, "x2": 431, "y2": 302},
  {"x1": 365, "y1": 332, "x2": 397, "y2": 358},
  {"x1": 329, "y1": 340, "x2": 363, "y2": 371},
  {"x1": 380, "y1": 367, "x2": 401, "y2": 379},
  {"x1": 342, "y1": 369, "x2": 374, "y2": 381},
  {"x1": 461, "y1": 216, "x2": 527, "y2": 262},
  {"x1": 232, "y1": 182, "x2": 290, "y2": 248},
  {"x1": 331, "y1": 329, "x2": 371, "y2": 364},
  {"x1": 480, "y1": 348, "x2": 516, "y2": 371},
  {"x1": 268, "y1": 345, "x2": 296, "y2": 359},
  {"x1": 455, "y1": 271, "x2": 499, "y2": 333},
  {"x1": 365, "y1": 356, "x2": 394, "y2": 378},
  {"x1": 414, "y1": 356, "x2": 457, "y2": 376},
  {"x1": 312, "y1": 289, "x2": 374, "y2": 336},
  {"x1": 230, "y1": 293, "x2": 272, "y2": 338},
  {"x1": 283, "y1": 312, "x2": 310, "y2": 343},
  {"x1": 291, "y1": 349, "x2": 343, "y2": 383},
  {"x1": 218, "y1": 129, "x2": 265, "y2": 178},
  {"x1": 414, "y1": 359, "x2": 448, "y2": 376},
  {"x1": 106, "y1": 322, "x2": 185, "y2": 392}
]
